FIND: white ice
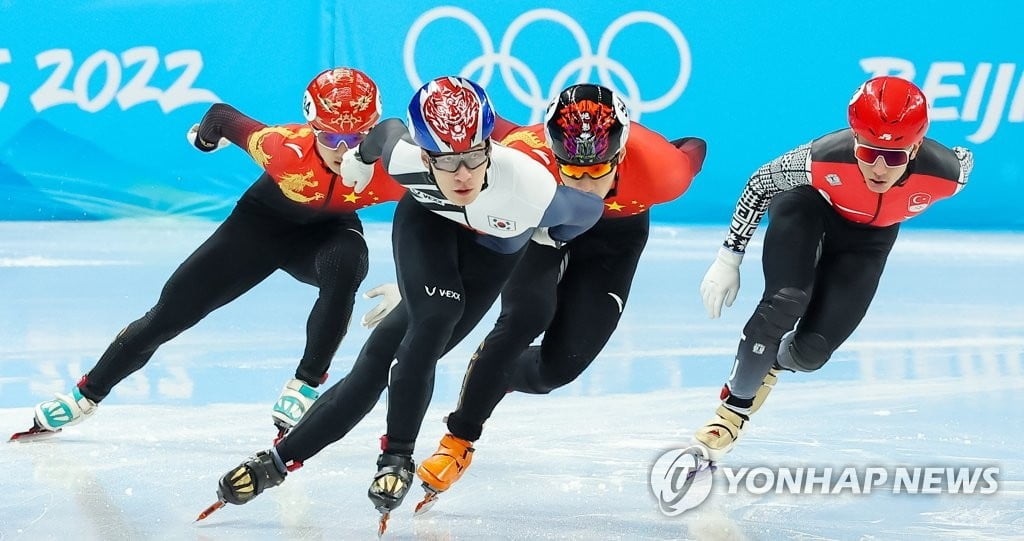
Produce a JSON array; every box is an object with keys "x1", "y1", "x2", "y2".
[{"x1": 1, "y1": 220, "x2": 1022, "y2": 540}]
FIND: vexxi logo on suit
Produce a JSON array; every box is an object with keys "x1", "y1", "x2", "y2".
[{"x1": 424, "y1": 285, "x2": 462, "y2": 301}]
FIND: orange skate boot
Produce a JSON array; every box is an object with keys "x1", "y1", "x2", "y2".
[{"x1": 413, "y1": 433, "x2": 474, "y2": 514}]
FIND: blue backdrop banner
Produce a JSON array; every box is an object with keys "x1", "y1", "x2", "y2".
[{"x1": 1, "y1": 1, "x2": 1020, "y2": 228}]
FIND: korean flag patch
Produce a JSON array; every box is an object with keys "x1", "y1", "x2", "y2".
[{"x1": 488, "y1": 216, "x2": 517, "y2": 232}]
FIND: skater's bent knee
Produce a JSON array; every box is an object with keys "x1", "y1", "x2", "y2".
[
  {"x1": 536, "y1": 354, "x2": 590, "y2": 391},
  {"x1": 776, "y1": 332, "x2": 832, "y2": 372}
]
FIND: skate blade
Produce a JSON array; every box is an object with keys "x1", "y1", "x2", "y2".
[
  {"x1": 413, "y1": 490, "x2": 439, "y2": 515},
  {"x1": 377, "y1": 511, "x2": 389, "y2": 538},
  {"x1": 8, "y1": 426, "x2": 60, "y2": 443},
  {"x1": 683, "y1": 445, "x2": 718, "y2": 481},
  {"x1": 686, "y1": 460, "x2": 717, "y2": 481},
  {"x1": 194, "y1": 500, "x2": 225, "y2": 522}
]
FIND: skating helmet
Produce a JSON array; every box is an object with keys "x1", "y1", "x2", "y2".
[
  {"x1": 407, "y1": 76, "x2": 495, "y2": 153},
  {"x1": 848, "y1": 76, "x2": 929, "y2": 147},
  {"x1": 302, "y1": 67, "x2": 381, "y2": 133},
  {"x1": 544, "y1": 84, "x2": 630, "y2": 165}
]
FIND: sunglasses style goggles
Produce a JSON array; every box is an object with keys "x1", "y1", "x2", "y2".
[
  {"x1": 314, "y1": 129, "x2": 367, "y2": 150},
  {"x1": 556, "y1": 155, "x2": 619, "y2": 179},
  {"x1": 854, "y1": 142, "x2": 912, "y2": 168},
  {"x1": 427, "y1": 146, "x2": 490, "y2": 172}
]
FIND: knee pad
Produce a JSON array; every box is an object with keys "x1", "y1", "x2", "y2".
[
  {"x1": 776, "y1": 332, "x2": 832, "y2": 372},
  {"x1": 744, "y1": 287, "x2": 809, "y2": 342}
]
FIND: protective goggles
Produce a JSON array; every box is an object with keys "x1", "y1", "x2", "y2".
[
  {"x1": 314, "y1": 129, "x2": 367, "y2": 150},
  {"x1": 427, "y1": 146, "x2": 490, "y2": 172},
  {"x1": 854, "y1": 142, "x2": 912, "y2": 168},
  {"x1": 556, "y1": 155, "x2": 619, "y2": 180}
]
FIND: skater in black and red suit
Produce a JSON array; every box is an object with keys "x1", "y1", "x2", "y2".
[
  {"x1": 415, "y1": 84, "x2": 707, "y2": 503},
  {"x1": 204, "y1": 77, "x2": 606, "y2": 530},
  {"x1": 691, "y1": 76, "x2": 974, "y2": 463},
  {"x1": 22, "y1": 68, "x2": 405, "y2": 442}
]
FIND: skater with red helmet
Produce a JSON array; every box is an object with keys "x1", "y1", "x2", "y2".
[
  {"x1": 691, "y1": 76, "x2": 974, "y2": 464},
  {"x1": 17, "y1": 68, "x2": 405, "y2": 443},
  {"x1": 203, "y1": 76, "x2": 605, "y2": 533}
]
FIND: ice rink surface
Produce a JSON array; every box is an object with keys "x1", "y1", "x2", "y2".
[{"x1": 2, "y1": 220, "x2": 1022, "y2": 540}]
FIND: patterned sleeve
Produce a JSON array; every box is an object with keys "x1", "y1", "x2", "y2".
[
  {"x1": 952, "y1": 146, "x2": 974, "y2": 191},
  {"x1": 723, "y1": 143, "x2": 813, "y2": 253}
]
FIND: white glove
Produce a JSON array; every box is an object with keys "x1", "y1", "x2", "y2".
[
  {"x1": 531, "y1": 227, "x2": 565, "y2": 249},
  {"x1": 340, "y1": 146, "x2": 374, "y2": 193},
  {"x1": 361, "y1": 283, "x2": 401, "y2": 329},
  {"x1": 186, "y1": 123, "x2": 229, "y2": 152},
  {"x1": 699, "y1": 247, "x2": 743, "y2": 319}
]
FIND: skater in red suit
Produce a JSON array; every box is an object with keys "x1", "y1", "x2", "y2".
[
  {"x1": 204, "y1": 77, "x2": 606, "y2": 532},
  {"x1": 20, "y1": 68, "x2": 405, "y2": 442},
  {"x1": 416, "y1": 84, "x2": 707, "y2": 505},
  {"x1": 691, "y1": 76, "x2": 974, "y2": 464}
]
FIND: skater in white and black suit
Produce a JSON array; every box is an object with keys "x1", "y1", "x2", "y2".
[{"x1": 207, "y1": 76, "x2": 605, "y2": 524}]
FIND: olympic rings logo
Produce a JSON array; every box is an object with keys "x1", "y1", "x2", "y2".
[{"x1": 403, "y1": 7, "x2": 691, "y2": 123}]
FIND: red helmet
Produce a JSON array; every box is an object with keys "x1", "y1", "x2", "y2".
[
  {"x1": 302, "y1": 68, "x2": 381, "y2": 133},
  {"x1": 848, "y1": 76, "x2": 929, "y2": 147}
]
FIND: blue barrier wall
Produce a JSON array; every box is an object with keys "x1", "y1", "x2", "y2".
[{"x1": 2, "y1": 1, "x2": 1021, "y2": 228}]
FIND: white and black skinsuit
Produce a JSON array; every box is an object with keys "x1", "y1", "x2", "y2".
[{"x1": 275, "y1": 118, "x2": 605, "y2": 463}]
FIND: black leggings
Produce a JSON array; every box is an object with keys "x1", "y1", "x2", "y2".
[
  {"x1": 276, "y1": 195, "x2": 526, "y2": 462},
  {"x1": 446, "y1": 212, "x2": 650, "y2": 441},
  {"x1": 81, "y1": 201, "x2": 368, "y2": 401},
  {"x1": 727, "y1": 185, "x2": 899, "y2": 398}
]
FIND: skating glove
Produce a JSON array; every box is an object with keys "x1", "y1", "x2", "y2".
[
  {"x1": 340, "y1": 146, "x2": 374, "y2": 194},
  {"x1": 186, "y1": 123, "x2": 229, "y2": 152},
  {"x1": 361, "y1": 283, "x2": 401, "y2": 329},
  {"x1": 700, "y1": 246, "x2": 743, "y2": 319}
]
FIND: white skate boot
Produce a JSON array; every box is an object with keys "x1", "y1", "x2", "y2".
[
  {"x1": 271, "y1": 378, "x2": 319, "y2": 433},
  {"x1": 34, "y1": 386, "x2": 98, "y2": 431}
]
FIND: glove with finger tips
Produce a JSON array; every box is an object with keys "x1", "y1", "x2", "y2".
[
  {"x1": 361, "y1": 283, "x2": 401, "y2": 329},
  {"x1": 699, "y1": 247, "x2": 743, "y2": 319},
  {"x1": 340, "y1": 146, "x2": 374, "y2": 194}
]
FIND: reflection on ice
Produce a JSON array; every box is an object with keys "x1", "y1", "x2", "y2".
[{"x1": 1, "y1": 221, "x2": 1022, "y2": 539}]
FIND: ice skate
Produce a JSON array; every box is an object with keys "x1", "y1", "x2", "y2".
[
  {"x1": 218, "y1": 449, "x2": 290, "y2": 505},
  {"x1": 369, "y1": 452, "x2": 415, "y2": 536},
  {"x1": 271, "y1": 378, "x2": 319, "y2": 439},
  {"x1": 35, "y1": 386, "x2": 97, "y2": 431},
  {"x1": 692, "y1": 404, "x2": 748, "y2": 462},
  {"x1": 196, "y1": 449, "x2": 294, "y2": 521},
  {"x1": 692, "y1": 366, "x2": 781, "y2": 462},
  {"x1": 414, "y1": 433, "x2": 474, "y2": 514},
  {"x1": 11, "y1": 387, "x2": 98, "y2": 441},
  {"x1": 9, "y1": 420, "x2": 61, "y2": 442}
]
